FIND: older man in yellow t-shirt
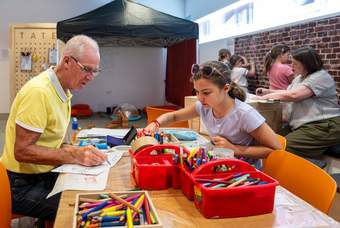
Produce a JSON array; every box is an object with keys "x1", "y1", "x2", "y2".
[{"x1": 0, "y1": 35, "x2": 107, "y2": 222}]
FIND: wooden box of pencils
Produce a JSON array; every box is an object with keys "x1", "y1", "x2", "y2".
[{"x1": 73, "y1": 191, "x2": 162, "y2": 228}]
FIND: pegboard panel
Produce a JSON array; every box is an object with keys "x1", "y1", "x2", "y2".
[{"x1": 9, "y1": 23, "x2": 56, "y2": 103}]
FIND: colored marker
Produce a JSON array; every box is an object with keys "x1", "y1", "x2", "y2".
[
  {"x1": 195, "y1": 178, "x2": 231, "y2": 185},
  {"x1": 231, "y1": 174, "x2": 250, "y2": 182},
  {"x1": 226, "y1": 175, "x2": 248, "y2": 188},
  {"x1": 210, "y1": 183, "x2": 226, "y2": 189}
]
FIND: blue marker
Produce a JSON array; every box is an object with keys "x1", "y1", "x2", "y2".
[
  {"x1": 231, "y1": 174, "x2": 250, "y2": 182},
  {"x1": 196, "y1": 158, "x2": 202, "y2": 166},
  {"x1": 154, "y1": 132, "x2": 159, "y2": 141}
]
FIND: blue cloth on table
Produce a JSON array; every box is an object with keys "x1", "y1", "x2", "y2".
[{"x1": 163, "y1": 130, "x2": 197, "y2": 141}]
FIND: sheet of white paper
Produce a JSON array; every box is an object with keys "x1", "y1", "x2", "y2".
[
  {"x1": 47, "y1": 168, "x2": 110, "y2": 198},
  {"x1": 51, "y1": 151, "x2": 124, "y2": 175},
  {"x1": 52, "y1": 163, "x2": 105, "y2": 175},
  {"x1": 77, "y1": 128, "x2": 129, "y2": 138},
  {"x1": 273, "y1": 187, "x2": 337, "y2": 227}
]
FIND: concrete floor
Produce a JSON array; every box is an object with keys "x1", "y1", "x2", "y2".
[{"x1": 0, "y1": 114, "x2": 339, "y2": 227}]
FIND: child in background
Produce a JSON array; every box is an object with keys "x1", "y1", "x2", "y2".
[
  {"x1": 145, "y1": 61, "x2": 281, "y2": 168},
  {"x1": 218, "y1": 48, "x2": 232, "y2": 69},
  {"x1": 262, "y1": 44, "x2": 294, "y2": 90},
  {"x1": 229, "y1": 55, "x2": 256, "y2": 93}
]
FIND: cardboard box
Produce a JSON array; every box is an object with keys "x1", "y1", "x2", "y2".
[
  {"x1": 73, "y1": 191, "x2": 162, "y2": 228},
  {"x1": 247, "y1": 100, "x2": 282, "y2": 133}
]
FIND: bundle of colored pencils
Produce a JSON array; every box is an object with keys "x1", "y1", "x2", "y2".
[{"x1": 76, "y1": 192, "x2": 158, "y2": 227}]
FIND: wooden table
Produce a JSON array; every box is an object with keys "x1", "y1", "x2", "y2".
[{"x1": 54, "y1": 155, "x2": 339, "y2": 228}]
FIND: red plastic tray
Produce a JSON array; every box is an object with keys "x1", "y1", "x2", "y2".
[
  {"x1": 180, "y1": 158, "x2": 256, "y2": 201},
  {"x1": 192, "y1": 159, "x2": 278, "y2": 218}
]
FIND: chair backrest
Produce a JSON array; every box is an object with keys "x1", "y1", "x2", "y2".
[
  {"x1": 0, "y1": 161, "x2": 12, "y2": 228},
  {"x1": 145, "y1": 106, "x2": 189, "y2": 128},
  {"x1": 263, "y1": 150, "x2": 337, "y2": 213}
]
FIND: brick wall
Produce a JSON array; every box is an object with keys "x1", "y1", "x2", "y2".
[{"x1": 234, "y1": 15, "x2": 340, "y2": 101}]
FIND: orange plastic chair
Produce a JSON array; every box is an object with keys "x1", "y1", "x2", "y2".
[
  {"x1": 0, "y1": 162, "x2": 54, "y2": 228},
  {"x1": 0, "y1": 161, "x2": 12, "y2": 228},
  {"x1": 262, "y1": 134, "x2": 287, "y2": 168},
  {"x1": 145, "y1": 106, "x2": 189, "y2": 128},
  {"x1": 263, "y1": 150, "x2": 337, "y2": 214}
]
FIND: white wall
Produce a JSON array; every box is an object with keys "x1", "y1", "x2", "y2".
[
  {"x1": 72, "y1": 47, "x2": 167, "y2": 111},
  {"x1": 0, "y1": 0, "x2": 185, "y2": 114},
  {"x1": 184, "y1": 0, "x2": 237, "y2": 63},
  {"x1": 184, "y1": 0, "x2": 238, "y2": 20},
  {"x1": 198, "y1": 38, "x2": 234, "y2": 64},
  {"x1": 0, "y1": 0, "x2": 112, "y2": 113}
]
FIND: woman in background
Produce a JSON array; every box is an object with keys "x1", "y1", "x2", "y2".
[
  {"x1": 145, "y1": 60, "x2": 281, "y2": 168},
  {"x1": 256, "y1": 46, "x2": 340, "y2": 159}
]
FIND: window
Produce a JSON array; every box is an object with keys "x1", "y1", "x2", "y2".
[{"x1": 196, "y1": 0, "x2": 340, "y2": 44}]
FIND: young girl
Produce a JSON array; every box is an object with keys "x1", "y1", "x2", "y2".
[
  {"x1": 229, "y1": 55, "x2": 256, "y2": 93},
  {"x1": 145, "y1": 61, "x2": 281, "y2": 167},
  {"x1": 262, "y1": 44, "x2": 294, "y2": 90}
]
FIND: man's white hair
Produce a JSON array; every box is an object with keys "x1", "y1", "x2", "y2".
[{"x1": 63, "y1": 35, "x2": 99, "y2": 59}]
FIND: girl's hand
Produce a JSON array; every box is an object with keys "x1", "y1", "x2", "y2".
[
  {"x1": 211, "y1": 135, "x2": 234, "y2": 149},
  {"x1": 144, "y1": 121, "x2": 159, "y2": 134}
]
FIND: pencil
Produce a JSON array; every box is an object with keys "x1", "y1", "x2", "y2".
[
  {"x1": 143, "y1": 197, "x2": 152, "y2": 224},
  {"x1": 108, "y1": 192, "x2": 141, "y2": 213},
  {"x1": 126, "y1": 207, "x2": 134, "y2": 228}
]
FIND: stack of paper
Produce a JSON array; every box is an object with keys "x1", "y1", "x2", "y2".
[{"x1": 47, "y1": 150, "x2": 125, "y2": 198}]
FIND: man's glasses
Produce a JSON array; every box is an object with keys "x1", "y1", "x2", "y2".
[
  {"x1": 70, "y1": 56, "x2": 101, "y2": 77},
  {"x1": 191, "y1": 64, "x2": 224, "y2": 78}
]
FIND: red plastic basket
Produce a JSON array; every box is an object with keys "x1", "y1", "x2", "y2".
[
  {"x1": 179, "y1": 157, "x2": 256, "y2": 201},
  {"x1": 134, "y1": 156, "x2": 173, "y2": 189},
  {"x1": 131, "y1": 144, "x2": 184, "y2": 190},
  {"x1": 192, "y1": 159, "x2": 278, "y2": 218}
]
